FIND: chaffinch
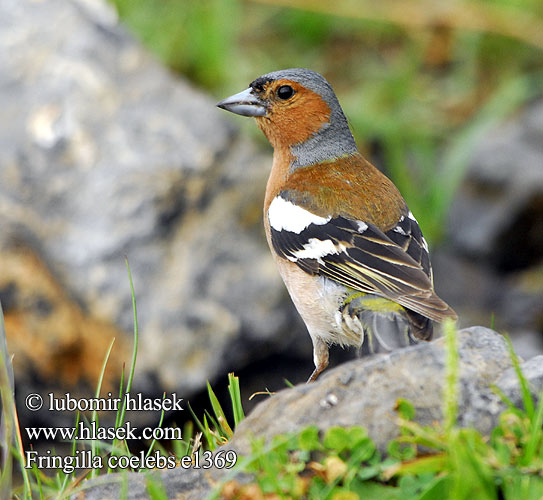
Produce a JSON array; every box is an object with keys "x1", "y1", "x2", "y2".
[{"x1": 217, "y1": 68, "x2": 457, "y2": 382}]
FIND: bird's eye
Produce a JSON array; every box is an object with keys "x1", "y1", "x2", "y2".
[{"x1": 277, "y1": 85, "x2": 294, "y2": 100}]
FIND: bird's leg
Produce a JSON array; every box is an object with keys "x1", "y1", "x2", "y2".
[{"x1": 307, "y1": 337, "x2": 329, "y2": 383}]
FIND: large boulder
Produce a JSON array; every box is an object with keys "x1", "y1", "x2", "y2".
[{"x1": 0, "y1": 0, "x2": 297, "y2": 403}]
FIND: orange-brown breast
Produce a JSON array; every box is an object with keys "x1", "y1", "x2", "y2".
[
  {"x1": 265, "y1": 154, "x2": 407, "y2": 232},
  {"x1": 263, "y1": 147, "x2": 294, "y2": 212}
]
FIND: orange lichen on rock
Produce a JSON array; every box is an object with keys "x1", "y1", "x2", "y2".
[{"x1": 0, "y1": 243, "x2": 129, "y2": 389}]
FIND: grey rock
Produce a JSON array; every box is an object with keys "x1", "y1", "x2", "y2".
[
  {"x1": 430, "y1": 249, "x2": 543, "y2": 360},
  {"x1": 76, "y1": 327, "x2": 543, "y2": 499},
  {"x1": 498, "y1": 265, "x2": 543, "y2": 336},
  {"x1": 448, "y1": 100, "x2": 543, "y2": 269},
  {"x1": 227, "y1": 327, "x2": 542, "y2": 454},
  {"x1": 502, "y1": 329, "x2": 543, "y2": 364},
  {"x1": 445, "y1": 99, "x2": 543, "y2": 356},
  {"x1": 441, "y1": 99, "x2": 543, "y2": 354},
  {"x1": 0, "y1": 0, "x2": 297, "y2": 394},
  {"x1": 444, "y1": 101, "x2": 543, "y2": 352}
]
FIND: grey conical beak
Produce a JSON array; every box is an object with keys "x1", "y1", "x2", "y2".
[{"x1": 216, "y1": 88, "x2": 267, "y2": 117}]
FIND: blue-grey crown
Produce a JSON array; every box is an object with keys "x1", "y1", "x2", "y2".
[{"x1": 252, "y1": 68, "x2": 337, "y2": 110}]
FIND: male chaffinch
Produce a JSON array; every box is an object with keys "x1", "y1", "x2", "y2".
[{"x1": 217, "y1": 68, "x2": 457, "y2": 382}]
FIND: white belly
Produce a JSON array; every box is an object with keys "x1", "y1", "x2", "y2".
[{"x1": 274, "y1": 257, "x2": 364, "y2": 347}]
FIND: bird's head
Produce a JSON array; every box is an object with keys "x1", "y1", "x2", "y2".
[{"x1": 217, "y1": 68, "x2": 357, "y2": 166}]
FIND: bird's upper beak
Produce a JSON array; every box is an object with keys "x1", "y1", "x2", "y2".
[{"x1": 216, "y1": 88, "x2": 267, "y2": 117}]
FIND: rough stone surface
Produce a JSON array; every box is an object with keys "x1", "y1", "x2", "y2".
[
  {"x1": 227, "y1": 327, "x2": 529, "y2": 454},
  {"x1": 0, "y1": 0, "x2": 296, "y2": 397},
  {"x1": 75, "y1": 327, "x2": 543, "y2": 499}
]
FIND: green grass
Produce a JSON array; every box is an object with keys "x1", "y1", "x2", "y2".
[
  {"x1": 108, "y1": 0, "x2": 543, "y2": 244},
  {"x1": 187, "y1": 374, "x2": 244, "y2": 452}
]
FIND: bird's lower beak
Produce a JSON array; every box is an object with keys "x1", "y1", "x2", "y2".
[{"x1": 216, "y1": 88, "x2": 267, "y2": 117}]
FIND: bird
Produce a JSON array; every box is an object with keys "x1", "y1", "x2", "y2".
[{"x1": 217, "y1": 68, "x2": 457, "y2": 382}]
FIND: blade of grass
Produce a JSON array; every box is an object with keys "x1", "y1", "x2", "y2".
[
  {"x1": 30, "y1": 461, "x2": 44, "y2": 499},
  {"x1": 188, "y1": 402, "x2": 216, "y2": 450},
  {"x1": 0, "y1": 301, "x2": 14, "y2": 499},
  {"x1": 58, "y1": 410, "x2": 81, "y2": 493},
  {"x1": 118, "y1": 257, "x2": 139, "y2": 427},
  {"x1": 227, "y1": 373, "x2": 245, "y2": 427},
  {"x1": 178, "y1": 421, "x2": 194, "y2": 456},
  {"x1": 393, "y1": 420, "x2": 447, "y2": 451},
  {"x1": 203, "y1": 410, "x2": 227, "y2": 443},
  {"x1": 443, "y1": 319, "x2": 459, "y2": 434},
  {"x1": 1, "y1": 300, "x2": 31, "y2": 498},
  {"x1": 491, "y1": 384, "x2": 517, "y2": 411},
  {"x1": 249, "y1": 389, "x2": 274, "y2": 400},
  {"x1": 383, "y1": 453, "x2": 447, "y2": 478},
  {"x1": 13, "y1": 400, "x2": 32, "y2": 499},
  {"x1": 144, "y1": 470, "x2": 168, "y2": 500},
  {"x1": 449, "y1": 430, "x2": 497, "y2": 500},
  {"x1": 203, "y1": 415, "x2": 215, "y2": 450},
  {"x1": 114, "y1": 363, "x2": 126, "y2": 430},
  {"x1": 283, "y1": 379, "x2": 294, "y2": 388},
  {"x1": 89, "y1": 338, "x2": 116, "y2": 478},
  {"x1": 207, "y1": 382, "x2": 233, "y2": 438},
  {"x1": 109, "y1": 258, "x2": 139, "y2": 470},
  {"x1": 523, "y1": 388, "x2": 543, "y2": 466},
  {"x1": 504, "y1": 335, "x2": 535, "y2": 419}
]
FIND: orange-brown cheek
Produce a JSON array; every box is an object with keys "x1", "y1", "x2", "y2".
[{"x1": 256, "y1": 90, "x2": 331, "y2": 148}]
